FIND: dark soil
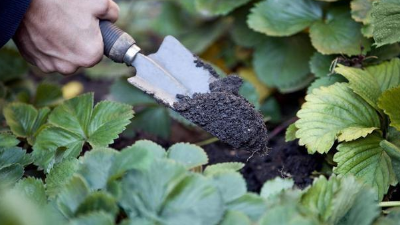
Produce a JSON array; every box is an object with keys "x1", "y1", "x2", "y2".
[
  {"x1": 174, "y1": 76, "x2": 268, "y2": 154},
  {"x1": 204, "y1": 136, "x2": 322, "y2": 192}
]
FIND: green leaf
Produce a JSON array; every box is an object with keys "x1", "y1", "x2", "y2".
[
  {"x1": 13, "y1": 178, "x2": 46, "y2": 206},
  {"x1": 307, "y1": 75, "x2": 346, "y2": 94},
  {"x1": 285, "y1": 124, "x2": 298, "y2": 142},
  {"x1": 126, "y1": 140, "x2": 166, "y2": 159},
  {"x1": 227, "y1": 193, "x2": 266, "y2": 222},
  {"x1": 78, "y1": 148, "x2": 117, "y2": 190},
  {"x1": 336, "y1": 187, "x2": 379, "y2": 225},
  {"x1": 220, "y1": 211, "x2": 251, "y2": 225},
  {"x1": 75, "y1": 191, "x2": 118, "y2": 216},
  {"x1": 329, "y1": 176, "x2": 379, "y2": 225},
  {"x1": 310, "y1": 7, "x2": 371, "y2": 55},
  {"x1": 34, "y1": 83, "x2": 63, "y2": 108},
  {"x1": 88, "y1": 101, "x2": 134, "y2": 147},
  {"x1": 210, "y1": 171, "x2": 247, "y2": 203},
  {"x1": 260, "y1": 177, "x2": 294, "y2": 200},
  {"x1": 335, "y1": 59, "x2": 400, "y2": 110},
  {"x1": 253, "y1": 35, "x2": 315, "y2": 93},
  {"x1": 4, "y1": 103, "x2": 50, "y2": 144},
  {"x1": 301, "y1": 175, "x2": 379, "y2": 224},
  {"x1": 33, "y1": 127, "x2": 84, "y2": 171},
  {"x1": 334, "y1": 134, "x2": 397, "y2": 200},
  {"x1": 120, "y1": 159, "x2": 224, "y2": 224},
  {"x1": 110, "y1": 144, "x2": 154, "y2": 179},
  {"x1": 180, "y1": 19, "x2": 230, "y2": 54},
  {"x1": 260, "y1": 97, "x2": 282, "y2": 123},
  {"x1": 378, "y1": 86, "x2": 400, "y2": 131},
  {"x1": 309, "y1": 52, "x2": 336, "y2": 78},
  {"x1": 365, "y1": 58, "x2": 400, "y2": 92},
  {"x1": 110, "y1": 78, "x2": 155, "y2": 106},
  {"x1": 259, "y1": 197, "x2": 318, "y2": 225},
  {"x1": 167, "y1": 143, "x2": 208, "y2": 169},
  {"x1": 301, "y1": 176, "x2": 339, "y2": 221},
  {"x1": 0, "y1": 164, "x2": 23, "y2": 188},
  {"x1": 335, "y1": 65, "x2": 382, "y2": 109},
  {"x1": 239, "y1": 81, "x2": 260, "y2": 109},
  {"x1": 161, "y1": 174, "x2": 224, "y2": 225},
  {"x1": 46, "y1": 159, "x2": 80, "y2": 199},
  {"x1": 49, "y1": 93, "x2": 93, "y2": 137},
  {"x1": 0, "y1": 132, "x2": 20, "y2": 148},
  {"x1": 130, "y1": 107, "x2": 171, "y2": 139},
  {"x1": 0, "y1": 48, "x2": 28, "y2": 82},
  {"x1": 296, "y1": 83, "x2": 381, "y2": 154},
  {"x1": 0, "y1": 147, "x2": 31, "y2": 168},
  {"x1": 204, "y1": 162, "x2": 244, "y2": 176},
  {"x1": 381, "y1": 140, "x2": 400, "y2": 181},
  {"x1": 68, "y1": 212, "x2": 114, "y2": 225},
  {"x1": 351, "y1": 0, "x2": 374, "y2": 24},
  {"x1": 86, "y1": 58, "x2": 134, "y2": 80},
  {"x1": 371, "y1": 1, "x2": 400, "y2": 47},
  {"x1": 230, "y1": 7, "x2": 265, "y2": 48},
  {"x1": 57, "y1": 175, "x2": 90, "y2": 218},
  {"x1": 367, "y1": 43, "x2": 400, "y2": 63},
  {"x1": 195, "y1": 0, "x2": 251, "y2": 16},
  {"x1": 247, "y1": 0, "x2": 322, "y2": 36},
  {"x1": 33, "y1": 93, "x2": 133, "y2": 170}
]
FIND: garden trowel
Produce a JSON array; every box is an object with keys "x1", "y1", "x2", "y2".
[
  {"x1": 99, "y1": 21, "x2": 268, "y2": 153},
  {"x1": 100, "y1": 21, "x2": 217, "y2": 107}
]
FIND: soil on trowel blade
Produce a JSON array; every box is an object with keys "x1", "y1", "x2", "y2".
[{"x1": 174, "y1": 75, "x2": 268, "y2": 154}]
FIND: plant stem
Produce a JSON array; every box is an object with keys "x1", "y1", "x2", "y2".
[
  {"x1": 195, "y1": 137, "x2": 219, "y2": 146},
  {"x1": 266, "y1": 117, "x2": 298, "y2": 141},
  {"x1": 379, "y1": 201, "x2": 400, "y2": 207}
]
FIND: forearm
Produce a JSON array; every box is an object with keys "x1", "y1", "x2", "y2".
[{"x1": 0, "y1": 0, "x2": 32, "y2": 47}]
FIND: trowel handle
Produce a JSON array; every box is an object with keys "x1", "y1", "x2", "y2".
[{"x1": 99, "y1": 20, "x2": 140, "y2": 65}]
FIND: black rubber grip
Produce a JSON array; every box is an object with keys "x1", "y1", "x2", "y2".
[{"x1": 100, "y1": 20, "x2": 124, "y2": 56}]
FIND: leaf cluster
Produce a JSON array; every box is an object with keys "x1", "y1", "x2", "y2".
[
  {"x1": 0, "y1": 131, "x2": 395, "y2": 225},
  {"x1": 289, "y1": 58, "x2": 400, "y2": 200}
]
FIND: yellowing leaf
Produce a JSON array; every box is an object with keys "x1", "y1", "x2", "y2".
[
  {"x1": 334, "y1": 134, "x2": 397, "y2": 200},
  {"x1": 351, "y1": 0, "x2": 374, "y2": 24},
  {"x1": 335, "y1": 65, "x2": 382, "y2": 110},
  {"x1": 378, "y1": 86, "x2": 400, "y2": 131},
  {"x1": 335, "y1": 58, "x2": 400, "y2": 110},
  {"x1": 296, "y1": 83, "x2": 380, "y2": 154},
  {"x1": 62, "y1": 81, "x2": 84, "y2": 100}
]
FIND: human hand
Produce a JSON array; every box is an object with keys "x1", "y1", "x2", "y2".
[{"x1": 13, "y1": 0, "x2": 119, "y2": 75}]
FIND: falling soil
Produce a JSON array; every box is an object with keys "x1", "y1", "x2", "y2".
[{"x1": 174, "y1": 75, "x2": 269, "y2": 154}]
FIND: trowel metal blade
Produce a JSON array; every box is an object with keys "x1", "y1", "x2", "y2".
[{"x1": 127, "y1": 36, "x2": 217, "y2": 108}]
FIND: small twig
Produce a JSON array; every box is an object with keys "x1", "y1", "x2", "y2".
[
  {"x1": 195, "y1": 137, "x2": 219, "y2": 147},
  {"x1": 267, "y1": 117, "x2": 298, "y2": 141},
  {"x1": 379, "y1": 201, "x2": 400, "y2": 208}
]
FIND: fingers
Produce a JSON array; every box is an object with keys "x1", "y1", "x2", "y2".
[{"x1": 96, "y1": 0, "x2": 120, "y2": 23}]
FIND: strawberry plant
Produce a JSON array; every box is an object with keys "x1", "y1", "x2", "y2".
[{"x1": 3, "y1": 0, "x2": 400, "y2": 224}]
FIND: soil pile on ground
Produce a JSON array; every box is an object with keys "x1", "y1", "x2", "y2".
[{"x1": 174, "y1": 75, "x2": 268, "y2": 154}]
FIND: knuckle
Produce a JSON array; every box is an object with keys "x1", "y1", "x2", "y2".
[
  {"x1": 98, "y1": 0, "x2": 110, "y2": 14},
  {"x1": 55, "y1": 62, "x2": 77, "y2": 75}
]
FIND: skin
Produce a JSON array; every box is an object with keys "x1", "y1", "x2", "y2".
[{"x1": 13, "y1": 0, "x2": 119, "y2": 75}]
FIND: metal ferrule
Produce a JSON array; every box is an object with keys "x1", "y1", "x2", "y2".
[{"x1": 123, "y1": 44, "x2": 141, "y2": 66}]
